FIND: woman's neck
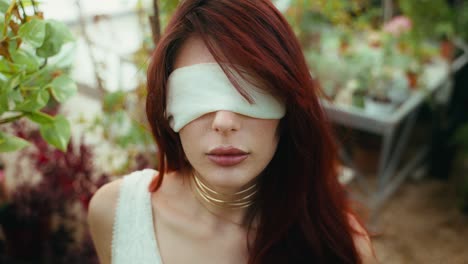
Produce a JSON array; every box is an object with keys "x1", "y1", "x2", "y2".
[{"x1": 187, "y1": 171, "x2": 258, "y2": 227}]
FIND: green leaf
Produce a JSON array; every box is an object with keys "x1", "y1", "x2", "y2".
[
  {"x1": 116, "y1": 119, "x2": 153, "y2": 147},
  {"x1": 15, "y1": 89, "x2": 50, "y2": 111},
  {"x1": 48, "y1": 75, "x2": 77, "y2": 102},
  {"x1": 103, "y1": 91, "x2": 126, "y2": 112},
  {"x1": 26, "y1": 111, "x2": 54, "y2": 125},
  {"x1": 5, "y1": 74, "x2": 20, "y2": 92},
  {"x1": 0, "y1": 59, "x2": 21, "y2": 73},
  {"x1": 0, "y1": 131, "x2": 30, "y2": 152},
  {"x1": 36, "y1": 20, "x2": 74, "y2": 58},
  {"x1": 0, "y1": 0, "x2": 9, "y2": 14},
  {"x1": 0, "y1": 18, "x2": 4, "y2": 36},
  {"x1": 9, "y1": 88, "x2": 23, "y2": 103},
  {"x1": 18, "y1": 19, "x2": 46, "y2": 47},
  {"x1": 7, "y1": 38, "x2": 20, "y2": 54},
  {"x1": 39, "y1": 114, "x2": 71, "y2": 151},
  {"x1": 0, "y1": 91, "x2": 7, "y2": 115},
  {"x1": 21, "y1": 64, "x2": 54, "y2": 87},
  {"x1": 162, "y1": 0, "x2": 179, "y2": 14},
  {"x1": 10, "y1": 49, "x2": 39, "y2": 72}
]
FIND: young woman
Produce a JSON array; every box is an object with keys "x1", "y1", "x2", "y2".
[{"x1": 88, "y1": 0, "x2": 376, "y2": 263}]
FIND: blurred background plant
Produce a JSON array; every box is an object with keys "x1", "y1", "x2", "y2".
[
  {"x1": 0, "y1": 120, "x2": 110, "y2": 263},
  {"x1": 71, "y1": 0, "x2": 170, "y2": 174},
  {"x1": 0, "y1": 0, "x2": 179, "y2": 261},
  {"x1": 398, "y1": 0, "x2": 454, "y2": 60},
  {"x1": 277, "y1": 0, "x2": 468, "y2": 113},
  {"x1": 280, "y1": 0, "x2": 381, "y2": 40},
  {"x1": 275, "y1": 1, "x2": 468, "y2": 219}
]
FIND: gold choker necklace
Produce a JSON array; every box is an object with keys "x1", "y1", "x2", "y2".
[{"x1": 191, "y1": 173, "x2": 258, "y2": 209}]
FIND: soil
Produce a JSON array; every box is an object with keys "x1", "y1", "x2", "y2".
[{"x1": 357, "y1": 179, "x2": 468, "y2": 264}]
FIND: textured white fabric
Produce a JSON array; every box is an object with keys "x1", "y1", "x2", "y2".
[
  {"x1": 166, "y1": 63, "x2": 286, "y2": 132},
  {"x1": 112, "y1": 169, "x2": 163, "y2": 264}
]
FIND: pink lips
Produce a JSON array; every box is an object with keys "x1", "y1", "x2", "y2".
[{"x1": 207, "y1": 147, "x2": 249, "y2": 166}]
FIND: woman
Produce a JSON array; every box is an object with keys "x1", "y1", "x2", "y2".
[{"x1": 88, "y1": 0, "x2": 376, "y2": 263}]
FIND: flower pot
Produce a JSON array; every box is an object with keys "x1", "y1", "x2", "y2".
[
  {"x1": 352, "y1": 90, "x2": 366, "y2": 108},
  {"x1": 405, "y1": 71, "x2": 419, "y2": 89},
  {"x1": 388, "y1": 88, "x2": 410, "y2": 105},
  {"x1": 440, "y1": 40, "x2": 455, "y2": 62},
  {"x1": 387, "y1": 70, "x2": 411, "y2": 105},
  {"x1": 339, "y1": 40, "x2": 350, "y2": 55}
]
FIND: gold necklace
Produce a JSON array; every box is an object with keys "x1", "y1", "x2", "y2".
[{"x1": 191, "y1": 172, "x2": 258, "y2": 209}]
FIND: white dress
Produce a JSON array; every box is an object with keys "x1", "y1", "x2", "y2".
[{"x1": 112, "y1": 169, "x2": 164, "y2": 264}]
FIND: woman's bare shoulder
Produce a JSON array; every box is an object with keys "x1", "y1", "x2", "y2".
[
  {"x1": 88, "y1": 179, "x2": 122, "y2": 221},
  {"x1": 87, "y1": 179, "x2": 123, "y2": 264}
]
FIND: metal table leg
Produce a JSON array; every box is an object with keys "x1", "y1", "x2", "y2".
[{"x1": 379, "y1": 110, "x2": 420, "y2": 189}]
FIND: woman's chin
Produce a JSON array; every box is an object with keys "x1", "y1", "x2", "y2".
[{"x1": 197, "y1": 171, "x2": 256, "y2": 191}]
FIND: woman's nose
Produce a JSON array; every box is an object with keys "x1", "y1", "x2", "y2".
[{"x1": 211, "y1": 110, "x2": 241, "y2": 133}]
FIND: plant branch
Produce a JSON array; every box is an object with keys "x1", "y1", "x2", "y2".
[
  {"x1": 40, "y1": 58, "x2": 48, "y2": 69},
  {"x1": 31, "y1": 0, "x2": 38, "y2": 15},
  {"x1": 149, "y1": 0, "x2": 161, "y2": 46},
  {"x1": 3, "y1": 1, "x2": 16, "y2": 37},
  {"x1": 75, "y1": 0, "x2": 106, "y2": 93},
  {"x1": 18, "y1": 0, "x2": 27, "y2": 22}
]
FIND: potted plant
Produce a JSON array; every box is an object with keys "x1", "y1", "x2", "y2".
[
  {"x1": 336, "y1": 28, "x2": 405, "y2": 113},
  {"x1": 364, "y1": 71, "x2": 397, "y2": 115},
  {"x1": 398, "y1": 0, "x2": 455, "y2": 61}
]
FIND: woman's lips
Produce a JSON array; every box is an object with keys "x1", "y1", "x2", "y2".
[
  {"x1": 207, "y1": 146, "x2": 249, "y2": 166},
  {"x1": 207, "y1": 154, "x2": 249, "y2": 166}
]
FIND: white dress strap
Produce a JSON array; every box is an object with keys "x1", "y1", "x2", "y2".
[{"x1": 112, "y1": 169, "x2": 163, "y2": 264}]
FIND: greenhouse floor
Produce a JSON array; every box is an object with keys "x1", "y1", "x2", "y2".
[{"x1": 356, "y1": 178, "x2": 468, "y2": 263}]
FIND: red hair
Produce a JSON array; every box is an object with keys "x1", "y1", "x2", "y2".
[{"x1": 146, "y1": 0, "x2": 361, "y2": 263}]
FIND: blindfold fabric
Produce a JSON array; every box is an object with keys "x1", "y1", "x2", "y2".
[{"x1": 166, "y1": 63, "x2": 285, "y2": 132}]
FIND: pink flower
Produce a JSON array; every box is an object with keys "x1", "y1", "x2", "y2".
[{"x1": 383, "y1": 16, "x2": 412, "y2": 36}]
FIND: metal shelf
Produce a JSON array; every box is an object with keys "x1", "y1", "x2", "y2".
[{"x1": 321, "y1": 54, "x2": 466, "y2": 224}]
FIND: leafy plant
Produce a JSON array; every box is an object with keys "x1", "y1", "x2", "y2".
[
  {"x1": 399, "y1": 0, "x2": 454, "y2": 38},
  {"x1": 398, "y1": 0, "x2": 454, "y2": 61},
  {"x1": 158, "y1": 0, "x2": 179, "y2": 30},
  {"x1": 279, "y1": 0, "x2": 379, "y2": 43},
  {"x1": 71, "y1": 0, "x2": 162, "y2": 174},
  {"x1": 0, "y1": 0, "x2": 77, "y2": 152}
]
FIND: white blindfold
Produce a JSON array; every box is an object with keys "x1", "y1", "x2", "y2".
[{"x1": 166, "y1": 63, "x2": 285, "y2": 132}]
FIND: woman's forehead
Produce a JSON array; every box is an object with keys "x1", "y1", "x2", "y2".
[{"x1": 173, "y1": 36, "x2": 217, "y2": 70}]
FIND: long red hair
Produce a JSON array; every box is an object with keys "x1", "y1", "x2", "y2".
[{"x1": 146, "y1": 0, "x2": 361, "y2": 263}]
